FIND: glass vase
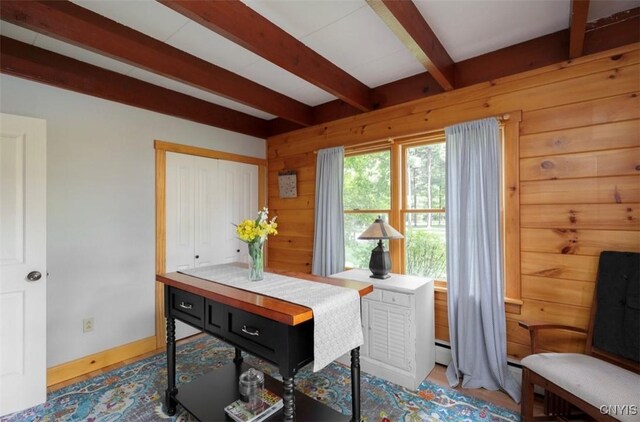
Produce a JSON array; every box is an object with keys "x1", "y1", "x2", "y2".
[{"x1": 247, "y1": 241, "x2": 264, "y2": 281}]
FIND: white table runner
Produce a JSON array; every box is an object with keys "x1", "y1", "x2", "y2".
[{"x1": 180, "y1": 264, "x2": 364, "y2": 372}]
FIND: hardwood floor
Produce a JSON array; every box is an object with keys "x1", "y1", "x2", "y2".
[
  {"x1": 425, "y1": 364, "x2": 521, "y2": 413},
  {"x1": 49, "y1": 334, "x2": 535, "y2": 415}
]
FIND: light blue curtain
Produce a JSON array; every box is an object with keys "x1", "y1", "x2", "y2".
[
  {"x1": 444, "y1": 118, "x2": 520, "y2": 402},
  {"x1": 312, "y1": 146, "x2": 345, "y2": 276}
]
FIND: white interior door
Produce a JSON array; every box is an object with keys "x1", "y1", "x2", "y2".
[
  {"x1": 218, "y1": 161, "x2": 259, "y2": 264},
  {"x1": 0, "y1": 113, "x2": 47, "y2": 416},
  {"x1": 165, "y1": 152, "x2": 200, "y2": 340},
  {"x1": 166, "y1": 152, "x2": 195, "y2": 272},
  {"x1": 193, "y1": 155, "x2": 223, "y2": 268},
  {"x1": 165, "y1": 154, "x2": 258, "y2": 340}
]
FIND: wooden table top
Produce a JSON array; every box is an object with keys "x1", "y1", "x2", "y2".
[{"x1": 157, "y1": 264, "x2": 373, "y2": 326}]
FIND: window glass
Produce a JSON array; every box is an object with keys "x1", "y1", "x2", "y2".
[
  {"x1": 343, "y1": 150, "x2": 391, "y2": 270},
  {"x1": 404, "y1": 213, "x2": 446, "y2": 279},
  {"x1": 343, "y1": 151, "x2": 390, "y2": 210},
  {"x1": 405, "y1": 143, "x2": 445, "y2": 210},
  {"x1": 405, "y1": 141, "x2": 446, "y2": 280},
  {"x1": 344, "y1": 213, "x2": 389, "y2": 269}
]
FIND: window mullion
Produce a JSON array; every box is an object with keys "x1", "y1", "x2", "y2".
[{"x1": 390, "y1": 143, "x2": 403, "y2": 274}]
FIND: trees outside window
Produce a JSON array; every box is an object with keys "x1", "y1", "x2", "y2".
[
  {"x1": 342, "y1": 119, "x2": 521, "y2": 308},
  {"x1": 343, "y1": 138, "x2": 446, "y2": 280},
  {"x1": 343, "y1": 151, "x2": 390, "y2": 270},
  {"x1": 404, "y1": 142, "x2": 446, "y2": 279}
]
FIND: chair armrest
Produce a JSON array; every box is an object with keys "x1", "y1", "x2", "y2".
[{"x1": 518, "y1": 320, "x2": 587, "y2": 354}]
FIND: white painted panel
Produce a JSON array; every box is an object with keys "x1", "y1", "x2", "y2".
[
  {"x1": 0, "y1": 292, "x2": 24, "y2": 377},
  {"x1": 165, "y1": 152, "x2": 200, "y2": 340},
  {"x1": 369, "y1": 303, "x2": 389, "y2": 362},
  {"x1": 0, "y1": 21, "x2": 38, "y2": 45},
  {"x1": 387, "y1": 308, "x2": 410, "y2": 370},
  {"x1": 193, "y1": 155, "x2": 222, "y2": 268},
  {"x1": 72, "y1": 0, "x2": 190, "y2": 42},
  {"x1": 166, "y1": 152, "x2": 195, "y2": 272},
  {"x1": 369, "y1": 301, "x2": 410, "y2": 371},
  {"x1": 0, "y1": 112, "x2": 47, "y2": 415},
  {"x1": 218, "y1": 161, "x2": 259, "y2": 264},
  {"x1": 301, "y1": 5, "x2": 416, "y2": 81},
  {"x1": 413, "y1": 0, "x2": 571, "y2": 62},
  {"x1": 165, "y1": 21, "x2": 261, "y2": 73},
  {"x1": 0, "y1": 133, "x2": 25, "y2": 265},
  {"x1": 242, "y1": 0, "x2": 366, "y2": 39}
]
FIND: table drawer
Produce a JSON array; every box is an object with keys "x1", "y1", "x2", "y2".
[
  {"x1": 382, "y1": 290, "x2": 411, "y2": 307},
  {"x1": 226, "y1": 307, "x2": 279, "y2": 361},
  {"x1": 169, "y1": 288, "x2": 205, "y2": 329}
]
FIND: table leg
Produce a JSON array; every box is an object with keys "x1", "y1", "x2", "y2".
[
  {"x1": 164, "y1": 317, "x2": 177, "y2": 416},
  {"x1": 233, "y1": 347, "x2": 243, "y2": 364},
  {"x1": 351, "y1": 347, "x2": 361, "y2": 422},
  {"x1": 283, "y1": 375, "x2": 295, "y2": 421}
]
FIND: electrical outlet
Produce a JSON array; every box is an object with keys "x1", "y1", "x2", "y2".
[{"x1": 83, "y1": 317, "x2": 94, "y2": 333}]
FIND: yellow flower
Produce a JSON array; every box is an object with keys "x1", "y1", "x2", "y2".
[{"x1": 235, "y1": 208, "x2": 277, "y2": 243}]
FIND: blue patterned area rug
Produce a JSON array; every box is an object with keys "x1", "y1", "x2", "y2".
[{"x1": 2, "y1": 336, "x2": 518, "y2": 422}]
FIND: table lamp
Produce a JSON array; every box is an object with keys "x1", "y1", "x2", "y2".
[{"x1": 358, "y1": 216, "x2": 404, "y2": 279}]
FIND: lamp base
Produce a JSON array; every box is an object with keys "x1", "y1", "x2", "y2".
[
  {"x1": 368, "y1": 240, "x2": 392, "y2": 279},
  {"x1": 369, "y1": 274, "x2": 391, "y2": 280}
]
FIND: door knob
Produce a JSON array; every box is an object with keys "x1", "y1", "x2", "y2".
[{"x1": 26, "y1": 271, "x2": 42, "y2": 281}]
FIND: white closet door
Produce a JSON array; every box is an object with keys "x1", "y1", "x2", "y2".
[
  {"x1": 165, "y1": 152, "x2": 200, "y2": 339},
  {"x1": 218, "y1": 160, "x2": 259, "y2": 264},
  {"x1": 166, "y1": 152, "x2": 196, "y2": 272},
  {"x1": 193, "y1": 155, "x2": 222, "y2": 267}
]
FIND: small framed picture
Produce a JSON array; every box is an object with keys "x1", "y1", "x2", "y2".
[{"x1": 278, "y1": 171, "x2": 297, "y2": 198}]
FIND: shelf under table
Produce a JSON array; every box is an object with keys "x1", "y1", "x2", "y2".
[{"x1": 175, "y1": 361, "x2": 349, "y2": 421}]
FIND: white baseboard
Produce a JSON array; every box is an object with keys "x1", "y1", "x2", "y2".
[{"x1": 435, "y1": 341, "x2": 523, "y2": 382}]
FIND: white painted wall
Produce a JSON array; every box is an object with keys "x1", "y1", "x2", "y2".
[{"x1": 0, "y1": 75, "x2": 265, "y2": 367}]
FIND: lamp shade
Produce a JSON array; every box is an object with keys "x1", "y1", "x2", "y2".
[{"x1": 358, "y1": 217, "x2": 404, "y2": 240}]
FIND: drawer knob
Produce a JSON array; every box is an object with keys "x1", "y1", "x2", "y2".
[
  {"x1": 241, "y1": 325, "x2": 260, "y2": 336},
  {"x1": 179, "y1": 302, "x2": 193, "y2": 310}
]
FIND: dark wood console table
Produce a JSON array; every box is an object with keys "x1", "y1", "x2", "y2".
[{"x1": 157, "y1": 268, "x2": 372, "y2": 421}]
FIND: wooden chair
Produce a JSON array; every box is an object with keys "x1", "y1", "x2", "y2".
[{"x1": 519, "y1": 251, "x2": 640, "y2": 422}]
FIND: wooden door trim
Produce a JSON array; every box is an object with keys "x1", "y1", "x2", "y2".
[
  {"x1": 154, "y1": 140, "x2": 267, "y2": 348},
  {"x1": 155, "y1": 140, "x2": 267, "y2": 166}
]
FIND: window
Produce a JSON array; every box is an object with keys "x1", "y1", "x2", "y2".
[
  {"x1": 342, "y1": 115, "x2": 521, "y2": 309},
  {"x1": 343, "y1": 136, "x2": 448, "y2": 280},
  {"x1": 343, "y1": 150, "x2": 390, "y2": 269},
  {"x1": 403, "y1": 141, "x2": 446, "y2": 279}
]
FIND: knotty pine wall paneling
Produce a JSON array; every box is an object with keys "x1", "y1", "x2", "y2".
[{"x1": 266, "y1": 43, "x2": 640, "y2": 359}]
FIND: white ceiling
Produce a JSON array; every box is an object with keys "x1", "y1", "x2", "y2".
[{"x1": 1, "y1": 0, "x2": 637, "y2": 120}]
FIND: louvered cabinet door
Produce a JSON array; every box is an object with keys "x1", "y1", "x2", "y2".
[{"x1": 368, "y1": 301, "x2": 411, "y2": 371}]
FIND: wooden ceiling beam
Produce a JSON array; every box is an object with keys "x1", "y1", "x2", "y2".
[
  {"x1": 159, "y1": 0, "x2": 373, "y2": 112},
  {"x1": 0, "y1": 0, "x2": 313, "y2": 126},
  {"x1": 0, "y1": 36, "x2": 269, "y2": 138},
  {"x1": 268, "y1": 11, "x2": 640, "y2": 135},
  {"x1": 366, "y1": 0, "x2": 455, "y2": 91},
  {"x1": 584, "y1": 7, "x2": 639, "y2": 55},
  {"x1": 569, "y1": 0, "x2": 590, "y2": 59}
]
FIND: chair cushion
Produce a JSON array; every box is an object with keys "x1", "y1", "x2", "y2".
[{"x1": 522, "y1": 353, "x2": 640, "y2": 421}]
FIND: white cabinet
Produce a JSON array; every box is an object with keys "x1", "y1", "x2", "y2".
[
  {"x1": 165, "y1": 152, "x2": 258, "y2": 338},
  {"x1": 332, "y1": 269, "x2": 435, "y2": 390}
]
